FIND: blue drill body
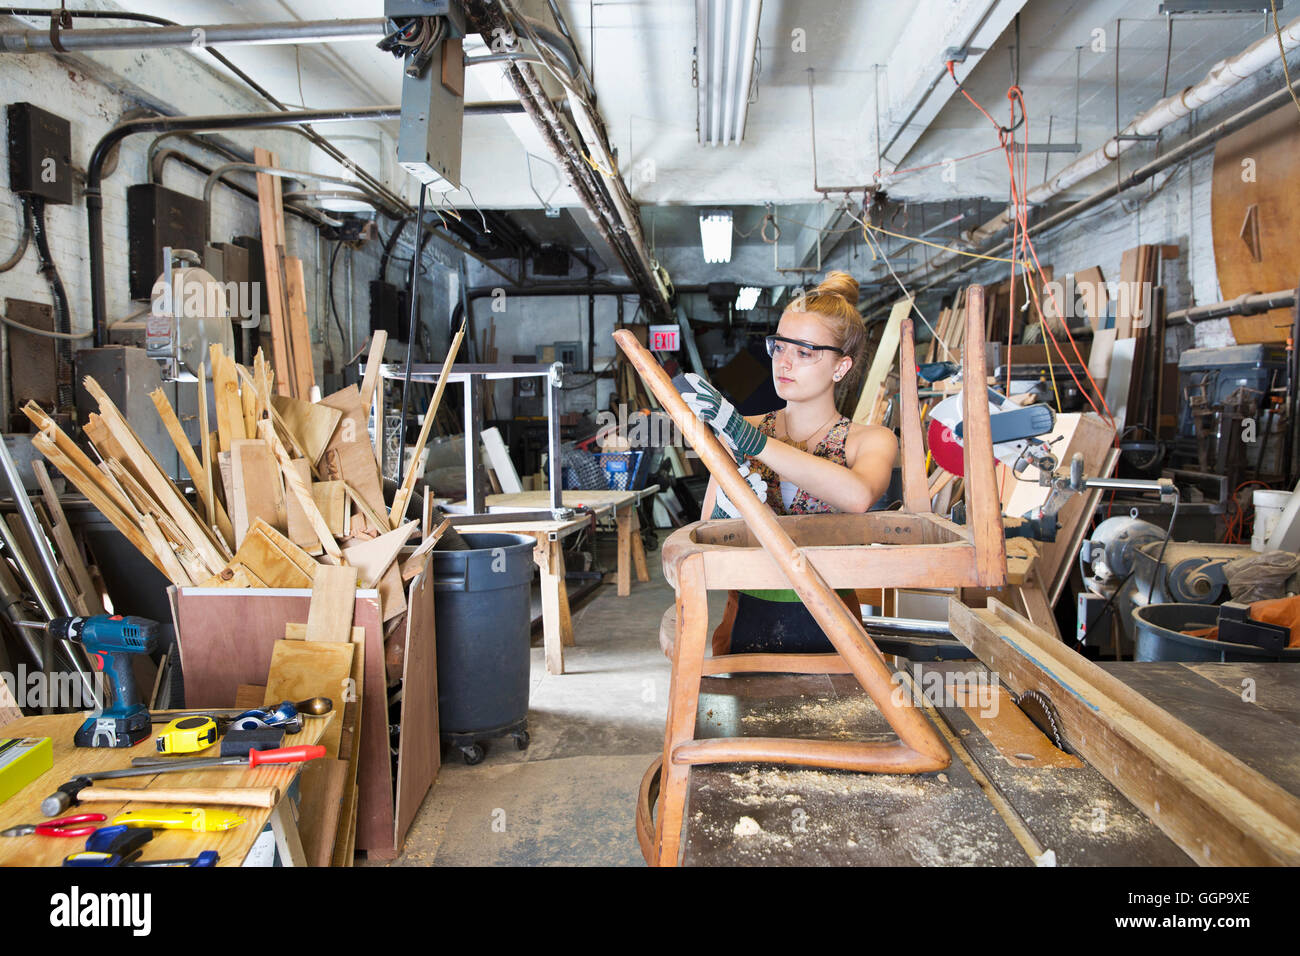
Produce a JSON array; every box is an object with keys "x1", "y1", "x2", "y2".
[{"x1": 51, "y1": 615, "x2": 158, "y2": 748}]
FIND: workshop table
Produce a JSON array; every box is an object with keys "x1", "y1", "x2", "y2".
[
  {"x1": 677, "y1": 661, "x2": 1300, "y2": 865},
  {"x1": 450, "y1": 486, "x2": 659, "y2": 675},
  {"x1": 0, "y1": 711, "x2": 327, "y2": 867}
]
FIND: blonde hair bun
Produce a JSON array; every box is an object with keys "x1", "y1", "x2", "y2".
[{"x1": 816, "y1": 270, "x2": 860, "y2": 306}]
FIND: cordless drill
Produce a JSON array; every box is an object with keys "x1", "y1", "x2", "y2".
[{"x1": 25, "y1": 616, "x2": 158, "y2": 748}]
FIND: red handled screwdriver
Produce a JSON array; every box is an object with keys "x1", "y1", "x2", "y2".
[{"x1": 127, "y1": 745, "x2": 325, "y2": 771}]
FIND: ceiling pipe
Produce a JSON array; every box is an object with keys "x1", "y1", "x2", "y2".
[
  {"x1": 475, "y1": 0, "x2": 670, "y2": 315},
  {"x1": 465, "y1": 5, "x2": 654, "y2": 303},
  {"x1": 85, "y1": 104, "x2": 550, "y2": 346},
  {"x1": 0, "y1": 17, "x2": 388, "y2": 52},
  {"x1": 1167, "y1": 288, "x2": 1296, "y2": 326},
  {"x1": 864, "y1": 70, "x2": 1300, "y2": 319},
  {"x1": 912, "y1": 11, "x2": 1300, "y2": 281}
]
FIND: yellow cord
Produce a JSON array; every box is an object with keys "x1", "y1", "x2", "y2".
[
  {"x1": 583, "y1": 149, "x2": 618, "y2": 177},
  {"x1": 862, "y1": 221, "x2": 1030, "y2": 266}
]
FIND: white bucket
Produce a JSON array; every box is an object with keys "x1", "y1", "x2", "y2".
[{"x1": 1252, "y1": 489, "x2": 1293, "y2": 552}]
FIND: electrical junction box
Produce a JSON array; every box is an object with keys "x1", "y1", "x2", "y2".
[
  {"x1": 397, "y1": 41, "x2": 465, "y2": 192},
  {"x1": 383, "y1": 0, "x2": 467, "y2": 34},
  {"x1": 127, "y1": 183, "x2": 207, "y2": 301},
  {"x1": 6, "y1": 102, "x2": 73, "y2": 205}
]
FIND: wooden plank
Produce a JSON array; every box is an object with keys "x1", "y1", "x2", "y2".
[
  {"x1": 258, "y1": 419, "x2": 341, "y2": 559},
  {"x1": 312, "y1": 480, "x2": 348, "y2": 537},
  {"x1": 359, "y1": 330, "x2": 387, "y2": 411},
  {"x1": 401, "y1": 518, "x2": 451, "y2": 580},
  {"x1": 270, "y1": 395, "x2": 342, "y2": 466},
  {"x1": 283, "y1": 459, "x2": 319, "y2": 553},
  {"x1": 210, "y1": 345, "x2": 243, "y2": 452},
  {"x1": 249, "y1": 518, "x2": 318, "y2": 580},
  {"x1": 853, "y1": 297, "x2": 910, "y2": 424},
  {"x1": 32, "y1": 460, "x2": 102, "y2": 614},
  {"x1": 81, "y1": 377, "x2": 227, "y2": 575},
  {"x1": 264, "y1": 639, "x2": 353, "y2": 760},
  {"x1": 150, "y1": 387, "x2": 234, "y2": 549},
  {"x1": 29, "y1": 433, "x2": 165, "y2": 575},
  {"x1": 1075, "y1": 266, "x2": 1108, "y2": 329},
  {"x1": 22, "y1": 402, "x2": 132, "y2": 516},
  {"x1": 138, "y1": 513, "x2": 193, "y2": 587},
  {"x1": 282, "y1": 256, "x2": 316, "y2": 400},
  {"x1": 959, "y1": 286, "x2": 1006, "y2": 588},
  {"x1": 223, "y1": 523, "x2": 314, "y2": 589},
  {"x1": 254, "y1": 148, "x2": 294, "y2": 395},
  {"x1": 376, "y1": 560, "x2": 407, "y2": 622},
  {"x1": 332, "y1": 629, "x2": 365, "y2": 866},
  {"x1": 393, "y1": 550, "x2": 439, "y2": 853},
  {"x1": 948, "y1": 598, "x2": 1300, "y2": 866},
  {"x1": 298, "y1": 758, "x2": 347, "y2": 867},
  {"x1": 390, "y1": 320, "x2": 467, "y2": 528},
  {"x1": 342, "y1": 521, "x2": 418, "y2": 588},
  {"x1": 1213, "y1": 105, "x2": 1300, "y2": 343},
  {"x1": 897, "y1": 318, "x2": 929, "y2": 512},
  {"x1": 535, "y1": 536, "x2": 566, "y2": 675},
  {"x1": 306, "y1": 565, "x2": 359, "y2": 644},
  {"x1": 481, "y1": 426, "x2": 522, "y2": 494},
  {"x1": 318, "y1": 386, "x2": 385, "y2": 534},
  {"x1": 231, "y1": 439, "x2": 286, "y2": 547}
]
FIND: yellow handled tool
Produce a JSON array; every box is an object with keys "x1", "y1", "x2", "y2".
[{"x1": 111, "y1": 808, "x2": 245, "y2": 832}]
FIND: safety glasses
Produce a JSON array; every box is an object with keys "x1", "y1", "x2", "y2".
[{"x1": 765, "y1": 334, "x2": 844, "y2": 367}]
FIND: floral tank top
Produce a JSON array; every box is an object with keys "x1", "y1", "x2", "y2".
[{"x1": 748, "y1": 411, "x2": 852, "y2": 515}]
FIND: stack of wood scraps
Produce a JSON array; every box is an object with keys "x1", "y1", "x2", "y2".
[{"x1": 25, "y1": 342, "x2": 423, "y2": 609}]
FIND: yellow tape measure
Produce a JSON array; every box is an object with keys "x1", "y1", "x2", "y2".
[{"x1": 154, "y1": 716, "x2": 217, "y2": 754}]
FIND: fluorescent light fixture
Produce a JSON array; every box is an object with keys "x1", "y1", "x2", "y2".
[
  {"x1": 735, "y1": 286, "x2": 761, "y2": 310},
  {"x1": 696, "y1": 0, "x2": 763, "y2": 146},
  {"x1": 699, "y1": 209, "x2": 734, "y2": 263}
]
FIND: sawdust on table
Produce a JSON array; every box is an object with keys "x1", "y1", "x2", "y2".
[{"x1": 738, "y1": 694, "x2": 886, "y2": 740}]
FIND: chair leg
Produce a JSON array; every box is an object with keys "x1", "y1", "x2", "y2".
[{"x1": 654, "y1": 552, "x2": 710, "y2": 866}]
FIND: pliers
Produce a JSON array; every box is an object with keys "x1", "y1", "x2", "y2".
[{"x1": 1, "y1": 813, "x2": 107, "y2": 837}]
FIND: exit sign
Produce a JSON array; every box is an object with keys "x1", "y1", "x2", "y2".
[{"x1": 650, "y1": 324, "x2": 680, "y2": 351}]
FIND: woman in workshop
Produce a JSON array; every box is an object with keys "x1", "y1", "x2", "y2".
[{"x1": 682, "y1": 270, "x2": 899, "y2": 655}]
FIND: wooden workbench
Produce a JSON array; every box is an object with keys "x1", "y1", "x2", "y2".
[
  {"x1": 678, "y1": 661, "x2": 1300, "y2": 866},
  {"x1": 0, "y1": 711, "x2": 327, "y2": 867},
  {"x1": 452, "y1": 487, "x2": 659, "y2": 675}
]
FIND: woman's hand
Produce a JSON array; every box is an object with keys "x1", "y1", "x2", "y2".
[
  {"x1": 677, "y1": 373, "x2": 767, "y2": 459},
  {"x1": 713, "y1": 459, "x2": 769, "y2": 518}
]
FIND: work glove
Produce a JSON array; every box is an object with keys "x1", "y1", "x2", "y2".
[
  {"x1": 713, "y1": 459, "x2": 768, "y2": 519},
  {"x1": 675, "y1": 372, "x2": 767, "y2": 460}
]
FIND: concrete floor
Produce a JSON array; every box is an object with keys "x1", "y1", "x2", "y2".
[{"x1": 377, "y1": 533, "x2": 681, "y2": 866}]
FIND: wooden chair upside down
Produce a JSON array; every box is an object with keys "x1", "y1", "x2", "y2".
[{"x1": 613, "y1": 285, "x2": 1008, "y2": 867}]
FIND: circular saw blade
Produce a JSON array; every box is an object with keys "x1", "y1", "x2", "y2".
[{"x1": 1014, "y1": 689, "x2": 1068, "y2": 752}]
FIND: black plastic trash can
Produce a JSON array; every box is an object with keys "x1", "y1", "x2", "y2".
[
  {"x1": 433, "y1": 532, "x2": 536, "y2": 764},
  {"x1": 1132, "y1": 603, "x2": 1300, "y2": 662}
]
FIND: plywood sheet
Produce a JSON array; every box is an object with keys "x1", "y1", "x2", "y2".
[
  {"x1": 394, "y1": 551, "x2": 439, "y2": 853},
  {"x1": 318, "y1": 385, "x2": 385, "y2": 533},
  {"x1": 271, "y1": 394, "x2": 342, "y2": 465},
  {"x1": 1212, "y1": 105, "x2": 1300, "y2": 343},
  {"x1": 263, "y1": 639, "x2": 353, "y2": 758},
  {"x1": 232, "y1": 439, "x2": 286, "y2": 545}
]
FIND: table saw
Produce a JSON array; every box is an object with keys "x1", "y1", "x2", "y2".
[{"x1": 679, "y1": 656, "x2": 1300, "y2": 866}]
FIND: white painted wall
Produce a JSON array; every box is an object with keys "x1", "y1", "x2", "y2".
[{"x1": 0, "y1": 40, "x2": 450, "y2": 412}]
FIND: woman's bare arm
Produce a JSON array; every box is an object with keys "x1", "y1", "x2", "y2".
[{"x1": 752, "y1": 423, "x2": 897, "y2": 513}]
